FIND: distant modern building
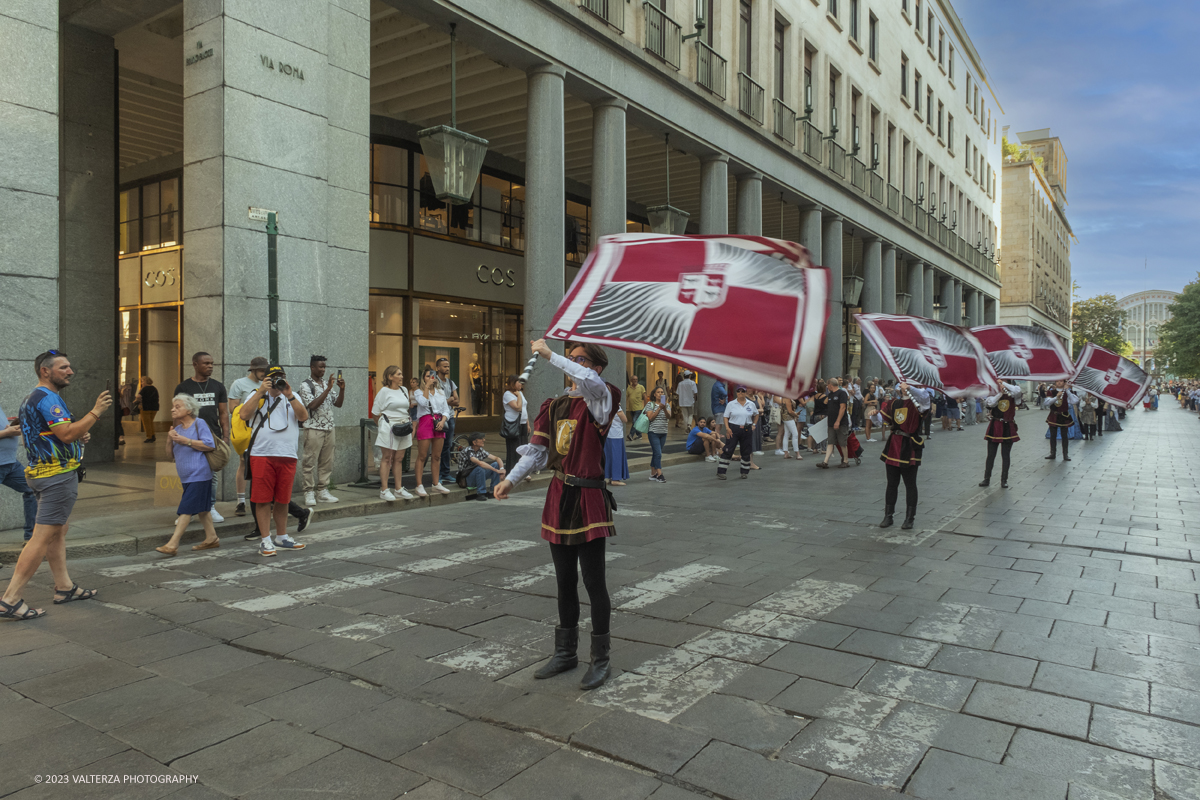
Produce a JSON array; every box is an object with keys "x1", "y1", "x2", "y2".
[
  {"x1": 1118, "y1": 290, "x2": 1179, "y2": 376},
  {"x1": 998, "y1": 127, "x2": 1073, "y2": 351}
]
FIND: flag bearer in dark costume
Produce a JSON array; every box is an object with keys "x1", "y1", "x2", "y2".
[
  {"x1": 878, "y1": 382, "x2": 932, "y2": 531},
  {"x1": 1043, "y1": 379, "x2": 1078, "y2": 461},
  {"x1": 494, "y1": 339, "x2": 620, "y2": 690},
  {"x1": 979, "y1": 381, "x2": 1022, "y2": 488}
]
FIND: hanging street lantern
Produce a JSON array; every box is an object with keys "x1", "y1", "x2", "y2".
[
  {"x1": 894, "y1": 291, "x2": 911, "y2": 314},
  {"x1": 418, "y1": 24, "x2": 489, "y2": 206},
  {"x1": 647, "y1": 133, "x2": 690, "y2": 234},
  {"x1": 843, "y1": 274, "x2": 865, "y2": 307}
]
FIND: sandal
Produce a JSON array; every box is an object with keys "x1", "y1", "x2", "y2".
[
  {"x1": 155, "y1": 545, "x2": 178, "y2": 557},
  {"x1": 192, "y1": 539, "x2": 221, "y2": 551},
  {"x1": 0, "y1": 598, "x2": 46, "y2": 620},
  {"x1": 53, "y1": 584, "x2": 98, "y2": 605}
]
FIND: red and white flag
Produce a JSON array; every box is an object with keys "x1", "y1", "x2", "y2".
[
  {"x1": 547, "y1": 233, "x2": 830, "y2": 397},
  {"x1": 970, "y1": 325, "x2": 1074, "y2": 381},
  {"x1": 855, "y1": 313, "x2": 1000, "y2": 398},
  {"x1": 1070, "y1": 343, "x2": 1152, "y2": 408}
]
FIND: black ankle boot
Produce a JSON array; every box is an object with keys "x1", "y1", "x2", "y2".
[
  {"x1": 580, "y1": 632, "x2": 611, "y2": 690},
  {"x1": 534, "y1": 627, "x2": 578, "y2": 679},
  {"x1": 978, "y1": 477, "x2": 990, "y2": 487},
  {"x1": 879, "y1": 505, "x2": 895, "y2": 528},
  {"x1": 900, "y1": 506, "x2": 916, "y2": 530}
]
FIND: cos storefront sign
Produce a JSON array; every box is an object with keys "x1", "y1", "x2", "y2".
[
  {"x1": 477, "y1": 264, "x2": 516, "y2": 287},
  {"x1": 119, "y1": 249, "x2": 183, "y2": 306}
]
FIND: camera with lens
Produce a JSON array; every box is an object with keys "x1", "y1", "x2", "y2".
[{"x1": 267, "y1": 367, "x2": 288, "y2": 390}]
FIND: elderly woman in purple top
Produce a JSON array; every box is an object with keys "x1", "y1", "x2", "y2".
[{"x1": 156, "y1": 394, "x2": 220, "y2": 556}]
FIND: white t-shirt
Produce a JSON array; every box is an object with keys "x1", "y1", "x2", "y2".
[
  {"x1": 414, "y1": 389, "x2": 451, "y2": 420},
  {"x1": 372, "y1": 386, "x2": 411, "y2": 424},
  {"x1": 502, "y1": 390, "x2": 525, "y2": 423},
  {"x1": 676, "y1": 379, "x2": 698, "y2": 406},
  {"x1": 724, "y1": 400, "x2": 759, "y2": 427},
  {"x1": 608, "y1": 405, "x2": 625, "y2": 439},
  {"x1": 248, "y1": 394, "x2": 300, "y2": 459}
]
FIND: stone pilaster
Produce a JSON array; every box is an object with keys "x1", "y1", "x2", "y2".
[
  {"x1": 735, "y1": 172, "x2": 762, "y2": 235},
  {"x1": 860, "y1": 238, "x2": 882, "y2": 381},
  {"x1": 907, "y1": 260, "x2": 924, "y2": 320},
  {"x1": 922, "y1": 268, "x2": 935, "y2": 319},
  {"x1": 522, "y1": 64, "x2": 567, "y2": 409},
  {"x1": 821, "y1": 215, "x2": 844, "y2": 378},
  {"x1": 697, "y1": 154, "x2": 728, "y2": 416},
  {"x1": 591, "y1": 98, "x2": 628, "y2": 381}
]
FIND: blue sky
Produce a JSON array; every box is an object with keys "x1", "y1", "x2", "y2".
[{"x1": 954, "y1": 0, "x2": 1199, "y2": 300}]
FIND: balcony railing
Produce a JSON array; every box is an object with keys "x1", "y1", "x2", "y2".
[
  {"x1": 580, "y1": 0, "x2": 623, "y2": 31},
  {"x1": 870, "y1": 172, "x2": 885, "y2": 204},
  {"x1": 914, "y1": 205, "x2": 927, "y2": 234},
  {"x1": 801, "y1": 120, "x2": 822, "y2": 161},
  {"x1": 643, "y1": 2, "x2": 681, "y2": 69},
  {"x1": 887, "y1": 183, "x2": 901, "y2": 214},
  {"x1": 696, "y1": 41, "x2": 726, "y2": 99},
  {"x1": 738, "y1": 72, "x2": 765, "y2": 124},
  {"x1": 902, "y1": 195, "x2": 914, "y2": 224},
  {"x1": 849, "y1": 156, "x2": 867, "y2": 191},
  {"x1": 772, "y1": 98, "x2": 797, "y2": 146},
  {"x1": 826, "y1": 140, "x2": 846, "y2": 178}
]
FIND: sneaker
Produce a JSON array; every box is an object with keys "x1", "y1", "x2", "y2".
[
  {"x1": 317, "y1": 490, "x2": 339, "y2": 503},
  {"x1": 432, "y1": 483, "x2": 450, "y2": 495},
  {"x1": 275, "y1": 534, "x2": 305, "y2": 550},
  {"x1": 415, "y1": 485, "x2": 428, "y2": 497},
  {"x1": 235, "y1": 502, "x2": 246, "y2": 516},
  {"x1": 705, "y1": 455, "x2": 717, "y2": 462},
  {"x1": 753, "y1": 450, "x2": 764, "y2": 455},
  {"x1": 716, "y1": 473, "x2": 727, "y2": 480},
  {"x1": 381, "y1": 489, "x2": 396, "y2": 502},
  {"x1": 866, "y1": 438, "x2": 877, "y2": 443},
  {"x1": 209, "y1": 507, "x2": 224, "y2": 523},
  {"x1": 656, "y1": 475, "x2": 666, "y2": 483},
  {"x1": 649, "y1": 475, "x2": 658, "y2": 481},
  {"x1": 296, "y1": 507, "x2": 312, "y2": 533},
  {"x1": 397, "y1": 487, "x2": 415, "y2": 500},
  {"x1": 774, "y1": 449, "x2": 786, "y2": 455},
  {"x1": 304, "y1": 491, "x2": 317, "y2": 506},
  {"x1": 244, "y1": 529, "x2": 262, "y2": 541},
  {"x1": 259, "y1": 538, "x2": 276, "y2": 557}
]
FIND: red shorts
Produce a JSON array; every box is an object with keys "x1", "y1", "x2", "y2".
[{"x1": 249, "y1": 456, "x2": 297, "y2": 504}]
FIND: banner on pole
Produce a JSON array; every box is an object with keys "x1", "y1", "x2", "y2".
[
  {"x1": 1070, "y1": 343, "x2": 1153, "y2": 409},
  {"x1": 547, "y1": 234, "x2": 830, "y2": 398},
  {"x1": 970, "y1": 324, "x2": 1074, "y2": 381},
  {"x1": 856, "y1": 313, "x2": 999, "y2": 398}
]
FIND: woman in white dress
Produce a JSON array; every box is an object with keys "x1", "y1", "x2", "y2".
[
  {"x1": 371, "y1": 365, "x2": 415, "y2": 501},
  {"x1": 413, "y1": 367, "x2": 452, "y2": 496}
]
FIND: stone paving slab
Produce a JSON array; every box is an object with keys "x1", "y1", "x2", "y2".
[{"x1": 3, "y1": 406, "x2": 1200, "y2": 799}]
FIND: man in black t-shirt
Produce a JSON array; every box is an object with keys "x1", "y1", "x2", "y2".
[
  {"x1": 175, "y1": 351, "x2": 230, "y2": 522},
  {"x1": 817, "y1": 378, "x2": 850, "y2": 469}
]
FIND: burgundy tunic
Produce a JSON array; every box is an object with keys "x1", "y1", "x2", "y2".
[
  {"x1": 1045, "y1": 390, "x2": 1074, "y2": 427},
  {"x1": 880, "y1": 397, "x2": 925, "y2": 467},
  {"x1": 985, "y1": 396, "x2": 1020, "y2": 442},
  {"x1": 530, "y1": 383, "x2": 622, "y2": 545}
]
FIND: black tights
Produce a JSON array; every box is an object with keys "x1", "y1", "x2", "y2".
[
  {"x1": 885, "y1": 464, "x2": 919, "y2": 508},
  {"x1": 1048, "y1": 425, "x2": 1070, "y2": 457},
  {"x1": 984, "y1": 440, "x2": 1013, "y2": 482},
  {"x1": 549, "y1": 538, "x2": 611, "y2": 635}
]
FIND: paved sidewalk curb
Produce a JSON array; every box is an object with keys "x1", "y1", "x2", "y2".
[{"x1": 0, "y1": 451, "x2": 701, "y2": 564}]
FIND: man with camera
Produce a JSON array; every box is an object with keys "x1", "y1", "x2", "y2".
[
  {"x1": 297, "y1": 355, "x2": 345, "y2": 506},
  {"x1": 238, "y1": 367, "x2": 309, "y2": 557}
]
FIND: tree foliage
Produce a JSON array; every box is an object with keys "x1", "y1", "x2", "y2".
[
  {"x1": 1071, "y1": 294, "x2": 1127, "y2": 356},
  {"x1": 1157, "y1": 273, "x2": 1200, "y2": 377}
]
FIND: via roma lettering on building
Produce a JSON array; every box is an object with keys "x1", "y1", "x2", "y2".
[
  {"x1": 476, "y1": 264, "x2": 516, "y2": 288},
  {"x1": 260, "y1": 55, "x2": 304, "y2": 80}
]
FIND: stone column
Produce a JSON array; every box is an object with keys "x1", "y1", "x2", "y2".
[
  {"x1": 591, "y1": 98, "x2": 628, "y2": 382},
  {"x1": 799, "y1": 205, "x2": 823, "y2": 262},
  {"x1": 860, "y1": 238, "x2": 882, "y2": 381},
  {"x1": 60, "y1": 25, "x2": 117, "y2": 461},
  {"x1": 907, "y1": 261, "x2": 923, "y2": 319},
  {"x1": 953, "y1": 280, "x2": 964, "y2": 327},
  {"x1": 183, "y1": 0, "x2": 371, "y2": 493},
  {"x1": 0, "y1": 5, "x2": 59, "y2": 530},
  {"x1": 697, "y1": 154, "x2": 728, "y2": 417},
  {"x1": 821, "y1": 215, "x2": 844, "y2": 377},
  {"x1": 923, "y1": 267, "x2": 935, "y2": 319},
  {"x1": 881, "y1": 245, "x2": 897, "y2": 315},
  {"x1": 521, "y1": 64, "x2": 568, "y2": 408},
  {"x1": 985, "y1": 296, "x2": 997, "y2": 325},
  {"x1": 940, "y1": 276, "x2": 956, "y2": 324},
  {"x1": 735, "y1": 172, "x2": 762, "y2": 235}
]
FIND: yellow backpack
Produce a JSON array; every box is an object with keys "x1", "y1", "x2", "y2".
[{"x1": 229, "y1": 397, "x2": 265, "y2": 455}]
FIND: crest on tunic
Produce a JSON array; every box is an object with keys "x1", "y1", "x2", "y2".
[
  {"x1": 555, "y1": 419, "x2": 577, "y2": 455},
  {"x1": 677, "y1": 272, "x2": 728, "y2": 309},
  {"x1": 998, "y1": 399, "x2": 1010, "y2": 412},
  {"x1": 894, "y1": 407, "x2": 908, "y2": 425}
]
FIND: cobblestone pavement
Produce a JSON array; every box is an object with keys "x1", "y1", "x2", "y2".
[{"x1": 2, "y1": 406, "x2": 1198, "y2": 800}]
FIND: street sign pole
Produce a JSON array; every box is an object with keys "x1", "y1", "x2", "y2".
[{"x1": 267, "y1": 211, "x2": 279, "y2": 365}]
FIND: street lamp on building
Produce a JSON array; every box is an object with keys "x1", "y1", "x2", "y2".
[
  {"x1": 418, "y1": 24, "x2": 489, "y2": 205},
  {"x1": 843, "y1": 274, "x2": 865, "y2": 307},
  {"x1": 647, "y1": 133, "x2": 690, "y2": 235},
  {"x1": 895, "y1": 291, "x2": 912, "y2": 314}
]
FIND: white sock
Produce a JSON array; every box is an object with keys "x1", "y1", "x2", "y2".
[
  {"x1": 261, "y1": 535, "x2": 273, "y2": 546},
  {"x1": 237, "y1": 493, "x2": 245, "y2": 502}
]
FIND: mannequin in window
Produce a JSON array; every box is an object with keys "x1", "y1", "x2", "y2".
[{"x1": 469, "y1": 353, "x2": 483, "y2": 415}]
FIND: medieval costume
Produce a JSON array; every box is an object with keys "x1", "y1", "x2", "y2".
[
  {"x1": 878, "y1": 385, "x2": 932, "y2": 531},
  {"x1": 980, "y1": 382, "x2": 1022, "y2": 488},
  {"x1": 506, "y1": 351, "x2": 620, "y2": 690},
  {"x1": 1043, "y1": 385, "x2": 1079, "y2": 461},
  {"x1": 1079, "y1": 394, "x2": 1098, "y2": 440}
]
